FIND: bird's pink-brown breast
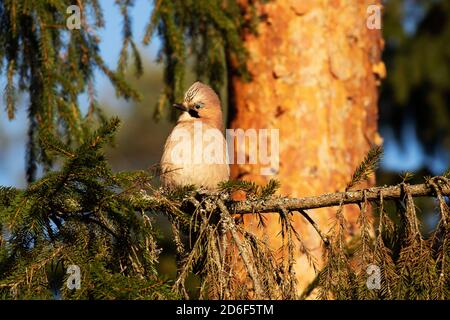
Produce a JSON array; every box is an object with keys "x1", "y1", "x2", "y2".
[{"x1": 160, "y1": 121, "x2": 229, "y2": 190}]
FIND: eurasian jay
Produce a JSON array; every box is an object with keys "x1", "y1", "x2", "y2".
[{"x1": 160, "y1": 82, "x2": 229, "y2": 190}]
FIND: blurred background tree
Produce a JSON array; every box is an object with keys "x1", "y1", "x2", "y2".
[
  {"x1": 378, "y1": 0, "x2": 450, "y2": 238},
  {"x1": 380, "y1": 0, "x2": 450, "y2": 177}
]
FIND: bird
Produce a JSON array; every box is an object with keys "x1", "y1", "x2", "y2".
[{"x1": 160, "y1": 81, "x2": 230, "y2": 190}]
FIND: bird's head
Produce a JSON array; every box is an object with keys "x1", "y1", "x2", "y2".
[{"x1": 173, "y1": 81, "x2": 223, "y2": 129}]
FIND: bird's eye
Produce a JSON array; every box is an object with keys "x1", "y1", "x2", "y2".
[{"x1": 194, "y1": 103, "x2": 204, "y2": 109}]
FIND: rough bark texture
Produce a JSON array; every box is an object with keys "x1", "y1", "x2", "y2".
[
  {"x1": 229, "y1": 0, "x2": 385, "y2": 295},
  {"x1": 231, "y1": 181, "x2": 450, "y2": 214}
]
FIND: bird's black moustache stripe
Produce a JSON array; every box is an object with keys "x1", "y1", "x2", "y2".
[{"x1": 188, "y1": 109, "x2": 200, "y2": 118}]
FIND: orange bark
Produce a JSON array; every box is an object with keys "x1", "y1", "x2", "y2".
[{"x1": 229, "y1": 0, "x2": 384, "y2": 295}]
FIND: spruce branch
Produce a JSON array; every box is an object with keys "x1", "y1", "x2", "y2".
[
  {"x1": 347, "y1": 146, "x2": 383, "y2": 191},
  {"x1": 297, "y1": 209, "x2": 330, "y2": 246},
  {"x1": 216, "y1": 199, "x2": 264, "y2": 299},
  {"x1": 228, "y1": 178, "x2": 450, "y2": 214}
]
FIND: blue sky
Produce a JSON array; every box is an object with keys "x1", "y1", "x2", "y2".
[
  {"x1": 0, "y1": 1, "x2": 447, "y2": 188},
  {"x1": 0, "y1": 0, "x2": 159, "y2": 187}
]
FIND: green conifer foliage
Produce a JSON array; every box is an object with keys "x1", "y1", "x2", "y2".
[
  {"x1": 0, "y1": 118, "x2": 177, "y2": 299},
  {"x1": 144, "y1": 0, "x2": 260, "y2": 119},
  {"x1": 382, "y1": 0, "x2": 450, "y2": 154},
  {"x1": 0, "y1": 0, "x2": 141, "y2": 183}
]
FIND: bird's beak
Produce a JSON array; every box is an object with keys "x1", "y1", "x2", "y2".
[{"x1": 173, "y1": 103, "x2": 188, "y2": 112}]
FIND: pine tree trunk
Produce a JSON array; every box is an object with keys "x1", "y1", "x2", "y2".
[{"x1": 228, "y1": 0, "x2": 385, "y2": 295}]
